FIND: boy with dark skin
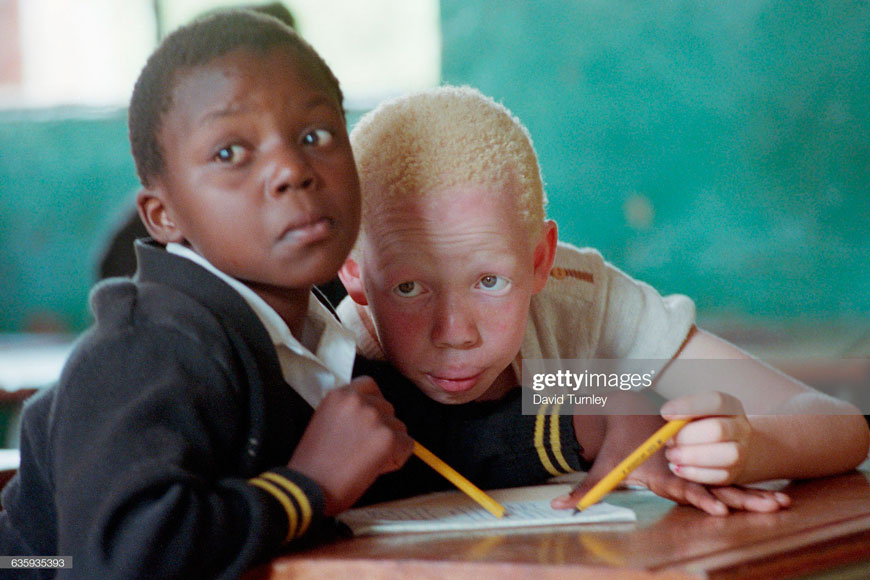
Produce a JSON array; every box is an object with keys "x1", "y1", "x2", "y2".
[
  {"x1": 0, "y1": 14, "x2": 588, "y2": 579},
  {"x1": 135, "y1": 22, "x2": 401, "y2": 514},
  {"x1": 0, "y1": 12, "x2": 408, "y2": 580}
]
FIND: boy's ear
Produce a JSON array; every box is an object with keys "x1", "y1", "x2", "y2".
[
  {"x1": 136, "y1": 186, "x2": 185, "y2": 245},
  {"x1": 338, "y1": 257, "x2": 369, "y2": 305},
  {"x1": 532, "y1": 219, "x2": 558, "y2": 294}
]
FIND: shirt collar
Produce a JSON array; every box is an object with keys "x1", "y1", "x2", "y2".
[{"x1": 165, "y1": 243, "x2": 356, "y2": 376}]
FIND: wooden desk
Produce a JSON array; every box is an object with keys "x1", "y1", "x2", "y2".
[{"x1": 245, "y1": 470, "x2": 870, "y2": 580}]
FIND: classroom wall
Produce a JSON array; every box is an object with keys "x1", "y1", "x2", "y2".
[
  {"x1": 0, "y1": 108, "x2": 139, "y2": 333},
  {"x1": 440, "y1": 1, "x2": 869, "y2": 321},
  {"x1": 0, "y1": 1, "x2": 867, "y2": 334}
]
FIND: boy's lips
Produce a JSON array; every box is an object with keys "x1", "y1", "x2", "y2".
[
  {"x1": 426, "y1": 371, "x2": 484, "y2": 393},
  {"x1": 279, "y1": 216, "x2": 333, "y2": 245}
]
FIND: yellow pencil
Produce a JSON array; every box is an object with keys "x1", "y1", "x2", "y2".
[
  {"x1": 413, "y1": 441, "x2": 507, "y2": 518},
  {"x1": 574, "y1": 419, "x2": 689, "y2": 513}
]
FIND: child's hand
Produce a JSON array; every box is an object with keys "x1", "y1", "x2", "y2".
[
  {"x1": 660, "y1": 391, "x2": 753, "y2": 486},
  {"x1": 552, "y1": 413, "x2": 791, "y2": 516},
  {"x1": 288, "y1": 376, "x2": 414, "y2": 516}
]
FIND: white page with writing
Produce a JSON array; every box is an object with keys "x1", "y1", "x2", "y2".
[{"x1": 339, "y1": 484, "x2": 636, "y2": 536}]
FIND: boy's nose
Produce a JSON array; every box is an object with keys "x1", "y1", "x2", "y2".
[
  {"x1": 266, "y1": 146, "x2": 316, "y2": 196},
  {"x1": 431, "y1": 296, "x2": 481, "y2": 350}
]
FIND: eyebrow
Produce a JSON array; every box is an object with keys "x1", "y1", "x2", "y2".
[
  {"x1": 198, "y1": 103, "x2": 247, "y2": 126},
  {"x1": 198, "y1": 95, "x2": 339, "y2": 127}
]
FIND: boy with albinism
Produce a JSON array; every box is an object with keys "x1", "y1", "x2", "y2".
[{"x1": 337, "y1": 85, "x2": 869, "y2": 515}]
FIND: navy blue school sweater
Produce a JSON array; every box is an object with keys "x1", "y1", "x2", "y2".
[{"x1": 0, "y1": 240, "x2": 583, "y2": 579}]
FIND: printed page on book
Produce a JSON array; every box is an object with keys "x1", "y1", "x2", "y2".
[{"x1": 339, "y1": 483, "x2": 636, "y2": 536}]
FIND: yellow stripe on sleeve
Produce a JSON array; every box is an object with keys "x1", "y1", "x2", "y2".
[
  {"x1": 249, "y1": 477, "x2": 298, "y2": 543},
  {"x1": 549, "y1": 406, "x2": 575, "y2": 473},
  {"x1": 534, "y1": 404, "x2": 562, "y2": 477},
  {"x1": 259, "y1": 472, "x2": 313, "y2": 537}
]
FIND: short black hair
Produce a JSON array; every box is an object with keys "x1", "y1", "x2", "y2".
[
  {"x1": 128, "y1": 10, "x2": 342, "y2": 188},
  {"x1": 241, "y1": 3, "x2": 296, "y2": 28}
]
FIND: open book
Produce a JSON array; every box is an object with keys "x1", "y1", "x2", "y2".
[{"x1": 339, "y1": 483, "x2": 636, "y2": 536}]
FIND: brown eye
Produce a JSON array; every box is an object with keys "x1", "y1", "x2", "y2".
[
  {"x1": 215, "y1": 144, "x2": 247, "y2": 164},
  {"x1": 302, "y1": 129, "x2": 334, "y2": 147},
  {"x1": 394, "y1": 281, "x2": 422, "y2": 297}
]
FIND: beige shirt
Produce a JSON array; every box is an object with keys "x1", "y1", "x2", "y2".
[
  {"x1": 336, "y1": 242, "x2": 695, "y2": 375},
  {"x1": 167, "y1": 243, "x2": 357, "y2": 408}
]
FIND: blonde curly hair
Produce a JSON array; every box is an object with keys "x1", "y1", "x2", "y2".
[{"x1": 350, "y1": 85, "x2": 547, "y2": 247}]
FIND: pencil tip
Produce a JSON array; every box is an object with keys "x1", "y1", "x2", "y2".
[{"x1": 572, "y1": 508, "x2": 581, "y2": 516}]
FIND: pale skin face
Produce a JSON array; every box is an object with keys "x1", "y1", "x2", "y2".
[
  {"x1": 342, "y1": 183, "x2": 556, "y2": 404},
  {"x1": 137, "y1": 47, "x2": 361, "y2": 333}
]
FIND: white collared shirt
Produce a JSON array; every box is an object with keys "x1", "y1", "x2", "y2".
[{"x1": 167, "y1": 243, "x2": 356, "y2": 408}]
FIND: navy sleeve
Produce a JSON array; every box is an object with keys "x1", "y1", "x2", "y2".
[{"x1": 48, "y1": 322, "x2": 324, "y2": 580}]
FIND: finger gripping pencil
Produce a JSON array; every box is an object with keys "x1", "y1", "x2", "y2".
[{"x1": 574, "y1": 419, "x2": 689, "y2": 513}]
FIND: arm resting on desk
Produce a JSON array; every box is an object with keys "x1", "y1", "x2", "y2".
[{"x1": 658, "y1": 326, "x2": 870, "y2": 485}]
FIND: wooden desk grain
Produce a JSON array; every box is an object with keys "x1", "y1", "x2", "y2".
[{"x1": 245, "y1": 470, "x2": 870, "y2": 580}]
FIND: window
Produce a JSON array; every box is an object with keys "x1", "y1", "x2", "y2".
[
  {"x1": 1, "y1": 0, "x2": 155, "y2": 107},
  {"x1": 0, "y1": 0, "x2": 440, "y2": 110}
]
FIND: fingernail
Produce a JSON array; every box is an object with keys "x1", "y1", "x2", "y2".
[{"x1": 668, "y1": 462, "x2": 681, "y2": 474}]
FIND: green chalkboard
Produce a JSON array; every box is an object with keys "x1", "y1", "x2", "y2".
[
  {"x1": 441, "y1": 1, "x2": 869, "y2": 320},
  {"x1": 0, "y1": 109, "x2": 139, "y2": 332}
]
